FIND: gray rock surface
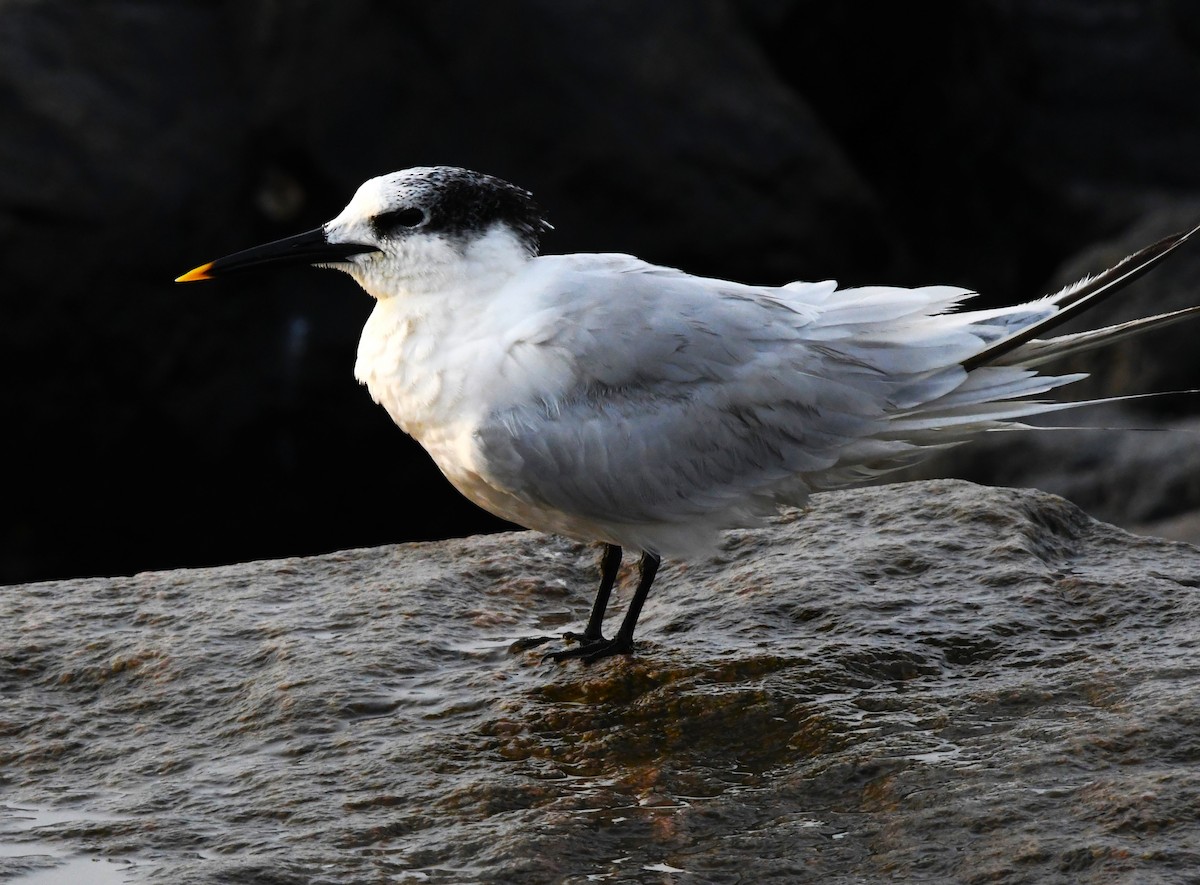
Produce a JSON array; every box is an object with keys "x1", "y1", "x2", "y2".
[{"x1": 4, "y1": 480, "x2": 1200, "y2": 883}]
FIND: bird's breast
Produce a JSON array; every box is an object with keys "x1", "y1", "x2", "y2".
[
  {"x1": 352, "y1": 292, "x2": 566, "y2": 451},
  {"x1": 354, "y1": 303, "x2": 449, "y2": 438}
]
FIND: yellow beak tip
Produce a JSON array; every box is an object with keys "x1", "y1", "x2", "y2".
[{"x1": 175, "y1": 262, "x2": 214, "y2": 283}]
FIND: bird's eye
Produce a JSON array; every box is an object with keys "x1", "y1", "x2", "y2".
[{"x1": 372, "y1": 207, "x2": 426, "y2": 235}]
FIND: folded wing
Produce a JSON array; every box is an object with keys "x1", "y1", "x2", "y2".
[{"x1": 473, "y1": 230, "x2": 1199, "y2": 556}]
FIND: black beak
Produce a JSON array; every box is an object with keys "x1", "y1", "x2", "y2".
[{"x1": 176, "y1": 227, "x2": 380, "y2": 282}]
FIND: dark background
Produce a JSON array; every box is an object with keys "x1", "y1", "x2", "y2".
[{"x1": 4, "y1": 0, "x2": 1200, "y2": 585}]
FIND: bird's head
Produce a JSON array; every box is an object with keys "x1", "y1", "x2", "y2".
[{"x1": 177, "y1": 166, "x2": 550, "y2": 299}]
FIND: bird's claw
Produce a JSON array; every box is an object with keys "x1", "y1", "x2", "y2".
[
  {"x1": 508, "y1": 635, "x2": 557, "y2": 652},
  {"x1": 561, "y1": 630, "x2": 600, "y2": 645},
  {"x1": 542, "y1": 634, "x2": 633, "y2": 663},
  {"x1": 509, "y1": 630, "x2": 603, "y2": 654}
]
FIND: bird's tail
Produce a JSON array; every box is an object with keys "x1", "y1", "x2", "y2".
[{"x1": 883, "y1": 220, "x2": 1200, "y2": 439}]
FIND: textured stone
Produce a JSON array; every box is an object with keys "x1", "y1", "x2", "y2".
[{"x1": 4, "y1": 481, "x2": 1200, "y2": 882}]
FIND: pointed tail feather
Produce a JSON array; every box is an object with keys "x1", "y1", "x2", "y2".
[
  {"x1": 994, "y1": 304, "x2": 1200, "y2": 369},
  {"x1": 962, "y1": 220, "x2": 1200, "y2": 371},
  {"x1": 885, "y1": 389, "x2": 1200, "y2": 437}
]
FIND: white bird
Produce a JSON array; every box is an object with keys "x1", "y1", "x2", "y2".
[{"x1": 178, "y1": 166, "x2": 1200, "y2": 661}]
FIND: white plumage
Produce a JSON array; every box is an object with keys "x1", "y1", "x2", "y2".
[{"x1": 179, "y1": 166, "x2": 1200, "y2": 660}]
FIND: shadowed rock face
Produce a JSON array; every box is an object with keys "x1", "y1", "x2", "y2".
[
  {"x1": 3, "y1": 1, "x2": 1200, "y2": 583},
  {"x1": 5, "y1": 481, "x2": 1200, "y2": 882}
]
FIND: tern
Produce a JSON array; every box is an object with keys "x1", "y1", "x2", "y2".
[{"x1": 178, "y1": 166, "x2": 1200, "y2": 661}]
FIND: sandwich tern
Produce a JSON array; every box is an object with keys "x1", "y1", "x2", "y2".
[{"x1": 178, "y1": 166, "x2": 1200, "y2": 661}]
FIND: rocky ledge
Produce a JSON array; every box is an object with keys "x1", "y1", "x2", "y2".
[{"x1": 3, "y1": 480, "x2": 1200, "y2": 883}]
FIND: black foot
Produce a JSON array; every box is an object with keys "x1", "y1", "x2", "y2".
[
  {"x1": 510, "y1": 630, "x2": 602, "y2": 653},
  {"x1": 543, "y1": 635, "x2": 634, "y2": 663}
]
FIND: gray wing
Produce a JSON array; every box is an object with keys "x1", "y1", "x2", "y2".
[{"x1": 474, "y1": 255, "x2": 979, "y2": 529}]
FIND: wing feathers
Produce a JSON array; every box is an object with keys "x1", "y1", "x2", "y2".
[{"x1": 464, "y1": 229, "x2": 1199, "y2": 556}]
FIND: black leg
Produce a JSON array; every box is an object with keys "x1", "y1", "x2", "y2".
[
  {"x1": 563, "y1": 543, "x2": 622, "y2": 644},
  {"x1": 612, "y1": 551, "x2": 660, "y2": 649},
  {"x1": 509, "y1": 543, "x2": 621, "y2": 652},
  {"x1": 546, "y1": 551, "x2": 662, "y2": 663}
]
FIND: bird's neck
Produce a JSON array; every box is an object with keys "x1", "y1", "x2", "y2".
[{"x1": 350, "y1": 225, "x2": 533, "y2": 301}]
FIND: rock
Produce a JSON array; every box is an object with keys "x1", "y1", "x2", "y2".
[
  {"x1": 753, "y1": 0, "x2": 1200, "y2": 289},
  {"x1": 904, "y1": 415, "x2": 1200, "y2": 546},
  {"x1": 5, "y1": 480, "x2": 1200, "y2": 882}
]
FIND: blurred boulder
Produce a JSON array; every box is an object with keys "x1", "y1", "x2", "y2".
[{"x1": 2, "y1": 0, "x2": 1199, "y2": 582}]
